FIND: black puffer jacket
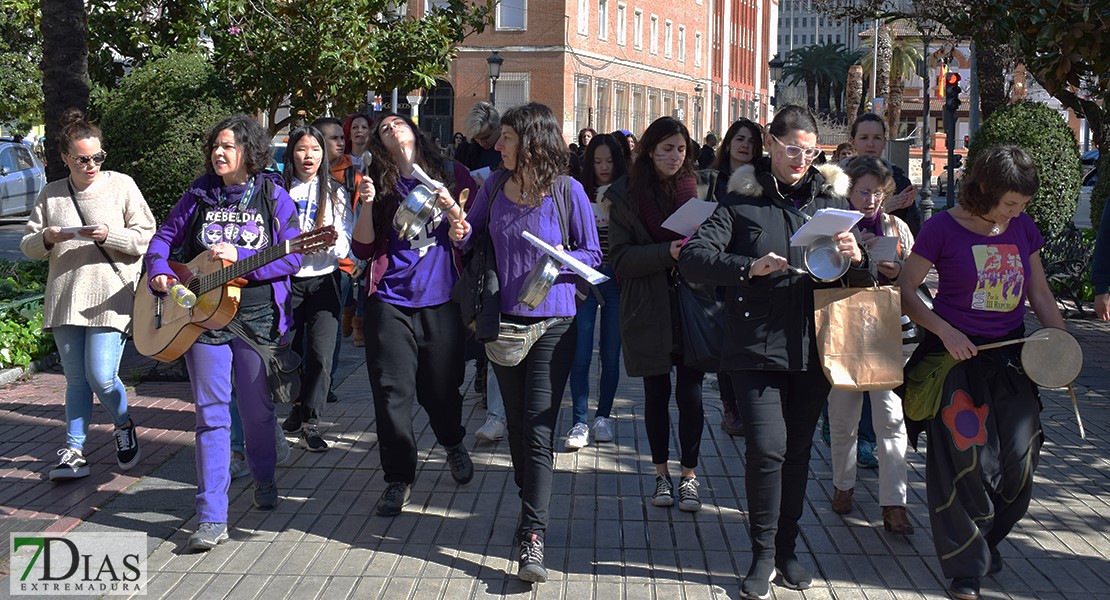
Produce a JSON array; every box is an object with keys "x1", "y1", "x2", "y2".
[{"x1": 678, "y1": 158, "x2": 877, "y2": 372}]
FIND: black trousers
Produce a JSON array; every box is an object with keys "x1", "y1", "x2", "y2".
[
  {"x1": 364, "y1": 297, "x2": 466, "y2": 484},
  {"x1": 925, "y1": 350, "x2": 1042, "y2": 579},
  {"x1": 727, "y1": 367, "x2": 828, "y2": 561},
  {"x1": 492, "y1": 317, "x2": 575, "y2": 538},
  {"x1": 289, "y1": 271, "x2": 341, "y2": 424},
  {"x1": 643, "y1": 360, "x2": 705, "y2": 468}
]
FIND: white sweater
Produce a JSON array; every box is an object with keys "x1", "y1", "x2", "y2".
[
  {"x1": 288, "y1": 176, "x2": 353, "y2": 277},
  {"x1": 20, "y1": 172, "x2": 155, "y2": 334}
]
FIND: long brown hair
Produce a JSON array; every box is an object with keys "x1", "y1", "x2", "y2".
[
  {"x1": 367, "y1": 112, "x2": 449, "y2": 236},
  {"x1": 500, "y1": 103, "x2": 568, "y2": 207},
  {"x1": 629, "y1": 117, "x2": 694, "y2": 214}
]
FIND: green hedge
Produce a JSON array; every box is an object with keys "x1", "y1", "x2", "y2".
[
  {"x1": 96, "y1": 52, "x2": 242, "y2": 223},
  {"x1": 0, "y1": 260, "x2": 53, "y2": 370},
  {"x1": 966, "y1": 101, "x2": 1081, "y2": 236}
]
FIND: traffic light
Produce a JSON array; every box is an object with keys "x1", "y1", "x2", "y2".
[
  {"x1": 950, "y1": 154, "x2": 963, "y2": 171},
  {"x1": 943, "y1": 72, "x2": 962, "y2": 147}
]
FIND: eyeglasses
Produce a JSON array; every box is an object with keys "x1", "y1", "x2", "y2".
[
  {"x1": 853, "y1": 188, "x2": 886, "y2": 201},
  {"x1": 66, "y1": 151, "x2": 107, "y2": 166},
  {"x1": 770, "y1": 134, "x2": 820, "y2": 160}
]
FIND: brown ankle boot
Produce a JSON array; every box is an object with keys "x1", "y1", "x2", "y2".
[
  {"x1": 351, "y1": 316, "x2": 365, "y2": 347},
  {"x1": 341, "y1": 306, "x2": 355, "y2": 338},
  {"x1": 831, "y1": 487, "x2": 854, "y2": 514},
  {"x1": 882, "y1": 506, "x2": 914, "y2": 534},
  {"x1": 721, "y1": 397, "x2": 745, "y2": 436}
]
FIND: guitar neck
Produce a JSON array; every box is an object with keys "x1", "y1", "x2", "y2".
[{"x1": 195, "y1": 241, "x2": 291, "y2": 295}]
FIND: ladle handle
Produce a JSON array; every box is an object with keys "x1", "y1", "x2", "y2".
[
  {"x1": 1068, "y1": 384, "x2": 1086, "y2": 440},
  {"x1": 975, "y1": 331, "x2": 1051, "y2": 351}
]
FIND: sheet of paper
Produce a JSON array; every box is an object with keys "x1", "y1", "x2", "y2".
[
  {"x1": 866, "y1": 236, "x2": 899, "y2": 263},
  {"x1": 661, "y1": 199, "x2": 718, "y2": 237},
  {"x1": 789, "y1": 208, "x2": 864, "y2": 246},
  {"x1": 59, "y1": 226, "x2": 97, "y2": 236},
  {"x1": 469, "y1": 166, "x2": 491, "y2": 185},
  {"x1": 521, "y1": 231, "x2": 610, "y2": 285}
]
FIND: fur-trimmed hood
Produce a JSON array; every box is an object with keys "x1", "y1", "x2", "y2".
[{"x1": 726, "y1": 160, "x2": 851, "y2": 201}]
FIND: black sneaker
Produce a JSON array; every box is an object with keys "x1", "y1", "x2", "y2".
[
  {"x1": 113, "y1": 420, "x2": 141, "y2": 470},
  {"x1": 445, "y1": 443, "x2": 474, "y2": 484},
  {"x1": 651, "y1": 476, "x2": 674, "y2": 507},
  {"x1": 741, "y1": 559, "x2": 776, "y2": 600},
  {"x1": 678, "y1": 476, "x2": 701, "y2": 512},
  {"x1": 300, "y1": 424, "x2": 329, "y2": 452},
  {"x1": 517, "y1": 533, "x2": 548, "y2": 583},
  {"x1": 253, "y1": 479, "x2": 279, "y2": 509},
  {"x1": 49, "y1": 448, "x2": 89, "y2": 481},
  {"x1": 988, "y1": 546, "x2": 1003, "y2": 576},
  {"x1": 776, "y1": 556, "x2": 813, "y2": 590},
  {"x1": 376, "y1": 482, "x2": 411, "y2": 516},
  {"x1": 282, "y1": 410, "x2": 303, "y2": 434},
  {"x1": 948, "y1": 576, "x2": 981, "y2": 600},
  {"x1": 326, "y1": 391, "x2": 339, "y2": 403}
]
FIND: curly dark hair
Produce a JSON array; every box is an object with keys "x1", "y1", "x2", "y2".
[
  {"x1": 204, "y1": 115, "x2": 272, "y2": 177},
  {"x1": 60, "y1": 108, "x2": 102, "y2": 153},
  {"x1": 500, "y1": 103, "x2": 569, "y2": 207},
  {"x1": 842, "y1": 155, "x2": 895, "y2": 198},
  {"x1": 580, "y1": 133, "x2": 628, "y2": 198},
  {"x1": 367, "y1": 112, "x2": 450, "y2": 236},
  {"x1": 959, "y1": 144, "x2": 1039, "y2": 216},
  {"x1": 629, "y1": 116, "x2": 695, "y2": 215},
  {"x1": 712, "y1": 118, "x2": 763, "y2": 171}
]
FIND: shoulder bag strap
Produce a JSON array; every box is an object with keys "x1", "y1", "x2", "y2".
[{"x1": 67, "y1": 181, "x2": 135, "y2": 295}]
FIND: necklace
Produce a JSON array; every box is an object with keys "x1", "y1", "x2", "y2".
[{"x1": 977, "y1": 214, "x2": 1001, "y2": 236}]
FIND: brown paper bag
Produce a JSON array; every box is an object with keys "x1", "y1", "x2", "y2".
[{"x1": 813, "y1": 285, "x2": 903, "y2": 391}]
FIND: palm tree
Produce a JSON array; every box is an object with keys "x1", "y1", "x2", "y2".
[
  {"x1": 860, "y1": 22, "x2": 921, "y2": 136},
  {"x1": 41, "y1": 0, "x2": 89, "y2": 182},
  {"x1": 784, "y1": 43, "x2": 853, "y2": 114},
  {"x1": 783, "y1": 45, "x2": 828, "y2": 111}
]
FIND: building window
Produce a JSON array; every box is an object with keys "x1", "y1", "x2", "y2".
[
  {"x1": 577, "y1": 0, "x2": 588, "y2": 35},
  {"x1": 616, "y1": 3, "x2": 626, "y2": 46},
  {"x1": 598, "y1": 0, "x2": 608, "y2": 40},
  {"x1": 664, "y1": 20, "x2": 673, "y2": 59},
  {"x1": 595, "y1": 79, "x2": 611, "y2": 131},
  {"x1": 650, "y1": 15, "x2": 658, "y2": 55},
  {"x1": 614, "y1": 83, "x2": 628, "y2": 130},
  {"x1": 574, "y1": 76, "x2": 591, "y2": 130},
  {"x1": 497, "y1": 0, "x2": 526, "y2": 30},
  {"x1": 677, "y1": 26, "x2": 686, "y2": 63},
  {"x1": 494, "y1": 73, "x2": 531, "y2": 113},
  {"x1": 424, "y1": 0, "x2": 450, "y2": 11},
  {"x1": 633, "y1": 9, "x2": 643, "y2": 50},
  {"x1": 648, "y1": 89, "x2": 661, "y2": 121},
  {"x1": 631, "y1": 85, "x2": 645, "y2": 136},
  {"x1": 694, "y1": 32, "x2": 702, "y2": 66}
]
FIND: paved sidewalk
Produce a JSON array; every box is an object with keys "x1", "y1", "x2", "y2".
[{"x1": 1, "y1": 312, "x2": 1108, "y2": 600}]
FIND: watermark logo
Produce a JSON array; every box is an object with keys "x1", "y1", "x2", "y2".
[{"x1": 9, "y1": 532, "x2": 147, "y2": 596}]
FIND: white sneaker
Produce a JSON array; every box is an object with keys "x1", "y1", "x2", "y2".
[
  {"x1": 229, "y1": 453, "x2": 250, "y2": 479},
  {"x1": 475, "y1": 416, "x2": 507, "y2": 442},
  {"x1": 592, "y1": 416, "x2": 614, "y2": 442},
  {"x1": 275, "y1": 421, "x2": 291, "y2": 466},
  {"x1": 564, "y1": 422, "x2": 590, "y2": 450}
]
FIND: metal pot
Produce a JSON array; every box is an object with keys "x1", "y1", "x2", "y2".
[
  {"x1": 518, "y1": 256, "x2": 561, "y2": 310},
  {"x1": 393, "y1": 183, "x2": 437, "y2": 241},
  {"x1": 803, "y1": 235, "x2": 850, "y2": 282}
]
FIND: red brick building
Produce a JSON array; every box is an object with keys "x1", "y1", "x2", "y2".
[{"x1": 394, "y1": 0, "x2": 776, "y2": 144}]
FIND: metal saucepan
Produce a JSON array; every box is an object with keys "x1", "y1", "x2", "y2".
[
  {"x1": 518, "y1": 256, "x2": 561, "y2": 310},
  {"x1": 801, "y1": 235, "x2": 851, "y2": 282},
  {"x1": 393, "y1": 183, "x2": 438, "y2": 241}
]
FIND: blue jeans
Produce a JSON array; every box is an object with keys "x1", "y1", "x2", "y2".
[
  {"x1": 487, "y1": 368, "x2": 504, "y2": 420},
  {"x1": 569, "y1": 267, "x2": 621, "y2": 424},
  {"x1": 53, "y1": 326, "x2": 129, "y2": 451}
]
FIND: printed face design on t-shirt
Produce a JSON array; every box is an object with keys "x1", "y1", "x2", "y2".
[
  {"x1": 971, "y1": 244, "x2": 1023, "y2": 312},
  {"x1": 197, "y1": 207, "x2": 268, "y2": 250}
]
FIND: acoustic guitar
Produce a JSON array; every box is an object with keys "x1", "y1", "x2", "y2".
[{"x1": 133, "y1": 226, "x2": 338, "y2": 362}]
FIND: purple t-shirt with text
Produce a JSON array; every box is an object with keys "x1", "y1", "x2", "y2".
[
  {"x1": 375, "y1": 176, "x2": 457, "y2": 307},
  {"x1": 911, "y1": 211, "x2": 1044, "y2": 338}
]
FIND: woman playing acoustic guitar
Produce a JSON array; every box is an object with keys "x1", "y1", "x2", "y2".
[{"x1": 144, "y1": 115, "x2": 304, "y2": 552}]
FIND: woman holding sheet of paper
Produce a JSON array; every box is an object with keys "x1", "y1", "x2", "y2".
[
  {"x1": 607, "y1": 116, "x2": 709, "y2": 514},
  {"x1": 678, "y1": 106, "x2": 876, "y2": 600}
]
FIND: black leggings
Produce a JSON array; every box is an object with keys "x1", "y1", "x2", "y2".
[{"x1": 643, "y1": 360, "x2": 704, "y2": 469}]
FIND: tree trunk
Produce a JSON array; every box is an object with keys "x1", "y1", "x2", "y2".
[
  {"x1": 976, "y1": 40, "x2": 1013, "y2": 123},
  {"x1": 888, "y1": 78, "x2": 905, "y2": 138},
  {"x1": 818, "y1": 80, "x2": 831, "y2": 114},
  {"x1": 875, "y1": 23, "x2": 892, "y2": 120},
  {"x1": 846, "y1": 65, "x2": 864, "y2": 132},
  {"x1": 40, "y1": 0, "x2": 89, "y2": 182},
  {"x1": 806, "y1": 78, "x2": 817, "y2": 111}
]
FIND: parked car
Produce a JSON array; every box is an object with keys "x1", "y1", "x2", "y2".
[
  {"x1": 937, "y1": 166, "x2": 963, "y2": 197},
  {"x1": 0, "y1": 138, "x2": 46, "y2": 217}
]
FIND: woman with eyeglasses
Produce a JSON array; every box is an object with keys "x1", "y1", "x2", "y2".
[
  {"x1": 22, "y1": 107, "x2": 155, "y2": 482},
  {"x1": 679, "y1": 106, "x2": 876, "y2": 600},
  {"x1": 826, "y1": 156, "x2": 914, "y2": 534},
  {"x1": 846, "y1": 113, "x2": 920, "y2": 233}
]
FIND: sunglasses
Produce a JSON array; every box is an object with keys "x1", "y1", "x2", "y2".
[
  {"x1": 770, "y1": 134, "x2": 820, "y2": 160},
  {"x1": 66, "y1": 151, "x2": 108, "y2": 166}
]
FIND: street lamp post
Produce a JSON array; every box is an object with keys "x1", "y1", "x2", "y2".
[
  {"x1": 693, "y1": 84, "x2": 703, "y2": 141},
  {"x1": 487, "y1": 51, "x2": 504, "y2": 108},
  {"x1": 914, "y1": 18, "x2": 939, "y2": 221},
  {"x1": 768, "y1": 54, "x2": 785, "y2": 112}
]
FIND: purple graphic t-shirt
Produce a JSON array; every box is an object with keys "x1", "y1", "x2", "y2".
[
  {"x1": 911, "y1": 211, "x2": 1044, "y2": 338},
  {"x1": 375, "y1": 176, "x2": 457, "y2": 308}
]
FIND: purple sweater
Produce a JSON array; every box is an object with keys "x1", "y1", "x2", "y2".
[
  {"x1": 464, "y1": 175, "x2": 601, "y2": 317},
  {"x1": 145, "y1": 172, "x2": 303, "y2": 334}
]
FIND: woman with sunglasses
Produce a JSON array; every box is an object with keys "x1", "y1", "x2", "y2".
[
  {"x1": 680, "y1": 106, "x2": 876, "y2": 600},
  {"x1": 22, "y1": 107, "x2": 155, "y2": 482}
]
